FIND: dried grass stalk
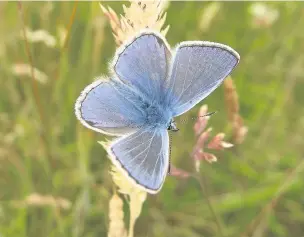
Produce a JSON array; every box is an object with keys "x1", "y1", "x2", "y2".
[
  {"x1": 223, "y1": 76, "x2": 248, "y2": 144},
  {"x1": 101, "y1": 1, "x2": 169, "y2": 236},
  {"x1": 110, "y1": 166, "x2": 147, "y2": 237},
  {"x1": 20, "y1": 28, "x2": 56, "y2": 48},
  {"x1": 11, "y1": 63, "x2": 48, "y2": 84},
  {"x1": 100, "y1": 0, "x2": 169, "y2": 46},
  {"x1": 108, "y1": 194, "x2": 128, "y2": 237},
  {"x1": 198, "y1": 2, "x2": 221, "y2": 32},
  {"x1": 128, "y1": 191, "x2": 147, "y2": 237},
  {"x1": 12, "y1": 193, "x2": 71, "y2": 210}
]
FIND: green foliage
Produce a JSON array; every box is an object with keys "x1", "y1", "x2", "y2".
[{"x1": 1, "y1": 1, "x2": 304, "y2": 237}]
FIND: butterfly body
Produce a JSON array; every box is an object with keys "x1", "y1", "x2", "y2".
[{"x1": 75, "y1": 30, "x2": 240, "y2": 194}]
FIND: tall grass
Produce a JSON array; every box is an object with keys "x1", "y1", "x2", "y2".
[{"x1": 1, "y1": 1, "x2": 304, "y2": 237}]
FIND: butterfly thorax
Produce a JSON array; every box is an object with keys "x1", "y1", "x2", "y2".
[{"x1": 143, "y1": 101, "x2": 172, "y2": 129}]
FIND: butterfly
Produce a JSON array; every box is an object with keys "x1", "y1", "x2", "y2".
[{"x1": 75, "y1": 30, "x2": 240, "y2": 194}]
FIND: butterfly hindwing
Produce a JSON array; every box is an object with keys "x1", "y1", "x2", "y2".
[
  {"x1": 166, "y1": 42, "x2": 240, "y2": 117},
  {"x1": 108, "y1": 127, "x2": 169, "y2": 194}
]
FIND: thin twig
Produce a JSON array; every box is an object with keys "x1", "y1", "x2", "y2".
[
  {"x1": 18, "y1": 2, "x2": 45, "y2": 124},
  {"x1": 17, "y1": 2, "x2": 52, "y2": 168},
  {"x1": 54, "y1": 1, "x2": 78, "y2": 81},
  {"x1": 63, "y1": 2, "x2": 78, "y2": 50}
]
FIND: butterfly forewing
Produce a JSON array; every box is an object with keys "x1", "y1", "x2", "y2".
[
  {"x1": 166, "y1": 42, "x2": 240, "y2": 117},
  {"x1": 113, "y1": 32, "x2": 171, "y2": 101}
]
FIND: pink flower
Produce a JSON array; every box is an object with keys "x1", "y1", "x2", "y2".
[
  {"x1": 172, "y1": 104, "x2": 235, "y2": 175},
  {"x1": 193, "y1": 150, "x2": 217, "y2": 172},
  {"x1": 192, "y1": 128, "x2": 212, "y2": 156},
  {"x1": 192, "y1": 104, "x2": 234, "y2": 171},
  {"x1": 169, "y1": 166, "x2": 190, "y2": 179},
  {"x1": 207, "y1": 133, "x2": 234, "y2": 150}
]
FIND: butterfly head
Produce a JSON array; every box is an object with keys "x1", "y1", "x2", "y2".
[{"x1": 167, "y1": 119, "x2": 179, "y2": 132}]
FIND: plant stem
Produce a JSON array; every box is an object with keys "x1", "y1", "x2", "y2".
[
  {"x1": 17, "y1": 1, "x2": 52, "y2": 172},
  {"x1": 18, "y1": 2, "x2": 46, "y2": 130},
  {"x1": 54, "y1": 1, "x2": 78, "y2": 81},
  {"x1": 193, "y1": 173, "x2": 225, "y2": 237}
]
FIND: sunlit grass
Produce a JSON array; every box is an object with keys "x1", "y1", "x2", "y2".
[{"x1": 1, "y1": 1, "x2": 304, "y2": 237}]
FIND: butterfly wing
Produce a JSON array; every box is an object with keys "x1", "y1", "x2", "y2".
[
  {"x1": 113, "y1": 31, "x2": 171, "y2": 101},
  {"x1": 75, "y1": 78, "x2": 146, "y2": 136},
  {"x1": 108, "y1": 127, "x2": 169, "y2": 194},
  {"x1": 166, "y1": 42, "x2": 240, "y2": 117}
]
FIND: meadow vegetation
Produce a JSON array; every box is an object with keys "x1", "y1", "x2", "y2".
[{"x1": 1, "y1": 1, "x2": 304, "y2": 237}]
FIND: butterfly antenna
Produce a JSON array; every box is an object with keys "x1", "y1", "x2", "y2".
[
  {"x1": 179, "y1": 111, "x2": 218, "y2": 124},
  {"x1": 196, "y1": 111, "x2": 218, "y2": 118}
]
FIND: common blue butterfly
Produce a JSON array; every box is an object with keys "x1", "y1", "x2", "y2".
[{"x1": 75, "y1": 31, "x2": 240, "y2": 194}]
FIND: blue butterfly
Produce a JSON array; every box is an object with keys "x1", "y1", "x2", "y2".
[{"x1": 75, "y1": 31, "x2": 240, "y2": 194}]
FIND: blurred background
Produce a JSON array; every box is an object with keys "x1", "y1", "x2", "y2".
[{"x1": 1, "y1": 1, "x2": 304, "y2": 237}]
